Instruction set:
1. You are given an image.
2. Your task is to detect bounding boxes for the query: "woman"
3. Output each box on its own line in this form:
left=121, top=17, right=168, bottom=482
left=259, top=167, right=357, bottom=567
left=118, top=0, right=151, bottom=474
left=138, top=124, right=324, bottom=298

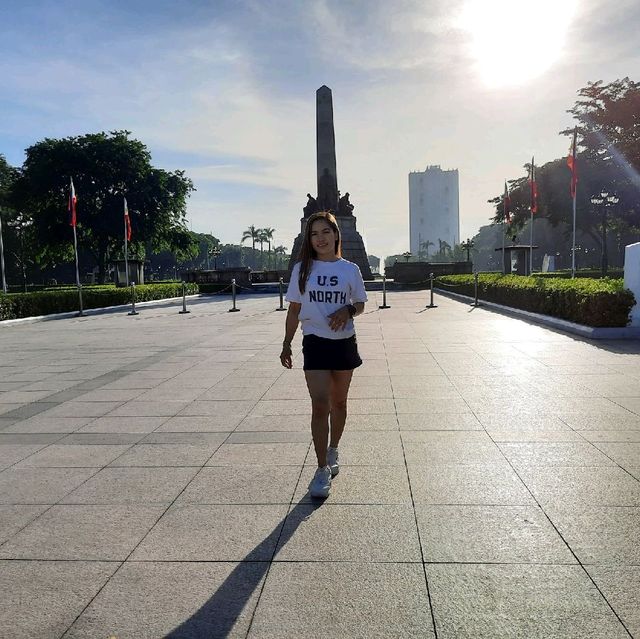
left=280, top=211, right=367, bottom=498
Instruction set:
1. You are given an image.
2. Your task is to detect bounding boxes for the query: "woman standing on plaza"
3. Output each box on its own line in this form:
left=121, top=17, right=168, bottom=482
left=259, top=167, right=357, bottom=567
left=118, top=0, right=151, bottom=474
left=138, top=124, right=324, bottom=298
left=280, top=211, right=367, bottom=498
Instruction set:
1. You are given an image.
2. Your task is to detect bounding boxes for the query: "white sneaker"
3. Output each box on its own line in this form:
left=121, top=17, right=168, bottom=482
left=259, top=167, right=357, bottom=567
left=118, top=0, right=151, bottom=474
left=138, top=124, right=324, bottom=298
left=309, top=465, right=332, bottom=498
left=327, top=446, right=339, bottom=477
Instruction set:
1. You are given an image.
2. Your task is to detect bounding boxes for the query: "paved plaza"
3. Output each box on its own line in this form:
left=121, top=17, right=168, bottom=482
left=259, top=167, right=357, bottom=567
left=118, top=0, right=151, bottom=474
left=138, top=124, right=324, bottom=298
left=1, top=291, right=639, bottom=638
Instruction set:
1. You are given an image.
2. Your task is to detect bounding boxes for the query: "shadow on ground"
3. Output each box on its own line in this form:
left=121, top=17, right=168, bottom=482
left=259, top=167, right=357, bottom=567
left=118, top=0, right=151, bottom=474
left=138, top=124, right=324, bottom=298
left=164, top=498, right=322, bottom=638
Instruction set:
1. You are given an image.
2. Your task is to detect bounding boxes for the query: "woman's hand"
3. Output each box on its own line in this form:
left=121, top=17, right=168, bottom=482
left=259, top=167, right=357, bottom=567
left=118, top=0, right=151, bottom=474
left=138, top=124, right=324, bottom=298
left=327, top=306, right=351, bottom=331
left=280, top=343, right=293, bottom=368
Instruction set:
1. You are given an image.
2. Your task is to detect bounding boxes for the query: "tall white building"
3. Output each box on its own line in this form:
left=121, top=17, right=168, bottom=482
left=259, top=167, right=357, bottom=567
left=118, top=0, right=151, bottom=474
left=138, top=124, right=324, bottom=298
left=408, top=165, right=460, bottom=258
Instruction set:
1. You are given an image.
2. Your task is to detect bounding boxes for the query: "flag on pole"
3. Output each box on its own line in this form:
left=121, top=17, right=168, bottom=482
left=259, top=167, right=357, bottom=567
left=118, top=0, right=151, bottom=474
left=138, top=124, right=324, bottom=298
left=503, top=182, right=511, bottom=223
left=529, top=157, right=538, bottom=214
left=567, top=127, right=578, bottom=198
left=68, top=178, right=77, bottom=227
left=124, top=197, right=132, bottom=242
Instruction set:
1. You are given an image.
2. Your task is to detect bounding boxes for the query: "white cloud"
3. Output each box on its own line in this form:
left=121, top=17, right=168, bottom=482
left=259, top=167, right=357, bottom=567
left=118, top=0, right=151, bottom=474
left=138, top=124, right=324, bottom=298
left=2, top=0, right=639, bottom=258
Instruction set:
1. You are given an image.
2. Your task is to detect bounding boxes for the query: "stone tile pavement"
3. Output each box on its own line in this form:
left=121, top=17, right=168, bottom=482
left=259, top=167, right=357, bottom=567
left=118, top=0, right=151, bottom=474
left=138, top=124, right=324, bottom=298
left=1, top=291, right=639, bottom=638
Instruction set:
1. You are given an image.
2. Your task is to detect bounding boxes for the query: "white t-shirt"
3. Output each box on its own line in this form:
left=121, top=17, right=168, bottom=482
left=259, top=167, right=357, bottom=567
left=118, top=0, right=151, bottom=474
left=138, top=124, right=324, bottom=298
left=286, top=258, right=368, bottom=339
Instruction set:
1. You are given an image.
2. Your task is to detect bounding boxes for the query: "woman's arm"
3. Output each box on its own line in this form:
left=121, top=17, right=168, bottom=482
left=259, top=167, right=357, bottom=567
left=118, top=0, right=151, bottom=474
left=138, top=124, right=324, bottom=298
left=280, top=302, right=301, bottom=369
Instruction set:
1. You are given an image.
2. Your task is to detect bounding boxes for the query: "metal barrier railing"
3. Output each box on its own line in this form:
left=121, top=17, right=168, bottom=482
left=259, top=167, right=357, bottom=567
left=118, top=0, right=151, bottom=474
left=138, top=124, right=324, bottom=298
left=276, top=277, right=286, bottom=311
left=128, top=282, right=139, bottom=316
left=179, top=281, right=190, bottom=314
left=228, top=278, right=240, bottom=313
left=378, top=275, right=390, bottom=309
left=426, top=272, right=437, bottom=308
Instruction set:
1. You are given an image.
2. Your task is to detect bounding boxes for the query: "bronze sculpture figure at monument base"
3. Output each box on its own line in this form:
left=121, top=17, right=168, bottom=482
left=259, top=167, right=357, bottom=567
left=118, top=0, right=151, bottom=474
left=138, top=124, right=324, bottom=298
left=289, top=85, right=373, bottom=280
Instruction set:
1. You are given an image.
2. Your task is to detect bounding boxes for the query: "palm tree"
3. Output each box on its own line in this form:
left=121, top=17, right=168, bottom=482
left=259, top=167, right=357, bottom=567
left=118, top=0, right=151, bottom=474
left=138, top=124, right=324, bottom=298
left=256, top=229, right=268, bottom=269
left=273, top=245, right=287, bottom=269
left=241, top=225, right=259, bottom=268
left=420, top=240, right=434, bottom=260
left=262, top=227, right=276, bottom=269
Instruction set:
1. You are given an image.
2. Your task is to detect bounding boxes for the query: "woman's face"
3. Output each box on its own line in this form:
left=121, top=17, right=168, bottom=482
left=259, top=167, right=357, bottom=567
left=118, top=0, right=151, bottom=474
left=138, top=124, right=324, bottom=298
left=310, top=219, right=337, bottom=259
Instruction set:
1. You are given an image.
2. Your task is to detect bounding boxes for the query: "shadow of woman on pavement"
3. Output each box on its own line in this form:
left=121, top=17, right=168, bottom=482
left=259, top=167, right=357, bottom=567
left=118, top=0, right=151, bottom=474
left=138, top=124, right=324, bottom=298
left=164, top=496, right=323, bottom=638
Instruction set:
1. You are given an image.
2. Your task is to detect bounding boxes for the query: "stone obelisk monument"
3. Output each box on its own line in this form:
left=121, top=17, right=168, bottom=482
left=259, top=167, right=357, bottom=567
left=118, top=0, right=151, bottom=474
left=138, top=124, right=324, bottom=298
left=289, top=86, right=372, bottom=279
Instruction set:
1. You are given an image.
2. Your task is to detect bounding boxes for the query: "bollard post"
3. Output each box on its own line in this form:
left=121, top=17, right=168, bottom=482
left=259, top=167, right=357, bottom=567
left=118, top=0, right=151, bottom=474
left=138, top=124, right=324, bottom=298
left=77, top=284, right=85, bottom=317
left=378, top=275, right=390, bottom=309
left=228, top=278, right=240, bottom=312
left=179, top=281, right=191, bottom=314
left=426, top=272, right=437, bottom=308
left=276, top=277, right=286, bottom=311
left=473, top=271, right=480, bottom=307
left=128, top=282, right=139, bottom=316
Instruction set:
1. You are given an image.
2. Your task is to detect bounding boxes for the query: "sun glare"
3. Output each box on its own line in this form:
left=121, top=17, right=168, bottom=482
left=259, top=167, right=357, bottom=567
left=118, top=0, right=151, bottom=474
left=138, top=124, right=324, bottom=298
left=459, top=0, right=578, bottom=88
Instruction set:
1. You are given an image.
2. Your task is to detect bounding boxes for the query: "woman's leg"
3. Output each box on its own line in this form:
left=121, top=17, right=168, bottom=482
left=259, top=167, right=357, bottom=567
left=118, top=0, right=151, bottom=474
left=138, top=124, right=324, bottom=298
left=304, top=370, right=332, bottom=467
left=329, top=369, right=354, bottom=448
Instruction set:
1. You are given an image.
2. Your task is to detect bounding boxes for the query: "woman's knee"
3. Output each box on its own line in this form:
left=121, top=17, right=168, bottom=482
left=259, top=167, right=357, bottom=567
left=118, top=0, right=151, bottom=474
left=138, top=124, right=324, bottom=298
left=311, top=397, right=331, bottom=416
left=331, top=397, right=348, bottom=412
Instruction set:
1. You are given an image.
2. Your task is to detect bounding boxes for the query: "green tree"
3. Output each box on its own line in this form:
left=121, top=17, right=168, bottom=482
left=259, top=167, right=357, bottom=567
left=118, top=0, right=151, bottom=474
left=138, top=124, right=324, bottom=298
left=273, top=245, right=287, bottom=269
left=566, top=77, right=640, bottom=172
left=241, top=224, right=259, bottom=268
left=11, top=131, right=195, bottom=283
left=256, top=228, right=267, bottom=268
left=262, top=227, right=276, bottom=269
left=0, top=155, right=32, bottom=289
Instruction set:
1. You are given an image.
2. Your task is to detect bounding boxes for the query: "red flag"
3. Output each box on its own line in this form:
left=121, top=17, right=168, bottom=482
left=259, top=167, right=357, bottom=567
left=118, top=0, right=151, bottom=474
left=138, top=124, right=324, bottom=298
left=124, top=197, right=132, bottom=242
left=567, top=127, right=578, bottom=198
left=503, top=181, right=511, bottom=223
left=529, top=157, right=538, bottom=214
left=68, top=178, right=77, bottom=227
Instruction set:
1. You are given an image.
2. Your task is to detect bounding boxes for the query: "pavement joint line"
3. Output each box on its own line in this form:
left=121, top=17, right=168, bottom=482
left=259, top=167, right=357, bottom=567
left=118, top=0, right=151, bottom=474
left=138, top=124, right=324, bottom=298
left=242, top=444, right=314, bottom=638
left=59, top=350, right=287, bottom=638
left=386, top=311, right=440, bottom=639
left=0, top=324, right=263, bottom=431
left=2, top=294, right=639, bottom=636
left=482, top=425, right=636, bottom=639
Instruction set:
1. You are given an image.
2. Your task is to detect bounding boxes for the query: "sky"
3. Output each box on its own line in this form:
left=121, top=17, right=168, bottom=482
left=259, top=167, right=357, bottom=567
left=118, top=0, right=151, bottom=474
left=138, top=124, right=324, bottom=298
left=1, top=0, right=638, bottom=260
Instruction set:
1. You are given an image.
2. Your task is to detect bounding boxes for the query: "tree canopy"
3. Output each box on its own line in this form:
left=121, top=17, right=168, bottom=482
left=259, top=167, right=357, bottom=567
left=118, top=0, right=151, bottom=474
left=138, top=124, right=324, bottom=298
left=10, top=131, right=196, bottom=282
left=489, top=78, right=640, bottom=272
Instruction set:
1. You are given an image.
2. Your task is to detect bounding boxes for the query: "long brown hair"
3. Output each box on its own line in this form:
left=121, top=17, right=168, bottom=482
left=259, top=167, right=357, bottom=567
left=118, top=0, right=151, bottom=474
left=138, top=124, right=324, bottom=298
left=297, top=211, right=342, bottom=294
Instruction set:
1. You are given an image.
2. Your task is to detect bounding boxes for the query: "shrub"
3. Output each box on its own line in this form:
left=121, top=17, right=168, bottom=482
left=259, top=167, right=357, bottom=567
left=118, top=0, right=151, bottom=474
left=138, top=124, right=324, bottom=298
left=534, top=269, right=624, bottom=279
left=0, top=283, right=199, bottom=321
left=436, top=274, right=634, bottom=327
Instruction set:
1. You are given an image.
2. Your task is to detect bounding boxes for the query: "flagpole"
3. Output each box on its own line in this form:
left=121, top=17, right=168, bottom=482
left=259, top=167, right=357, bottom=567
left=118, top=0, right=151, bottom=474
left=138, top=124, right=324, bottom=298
left=569, top=127, right=578, bottom=279
left=529, top=157, right=535, bottom=275
left=69, top=177, right=84, bottom=316
left=72, top=224, right=84, bottom=316
left=571, top=188, right=577, bottom=278
left=124, top=199, right=129, bottom=287
left=529, top=209, right=533, bottom=275
left=502, top=223, right=506, bottom=274
left=0, top=212, right=7, bottom=293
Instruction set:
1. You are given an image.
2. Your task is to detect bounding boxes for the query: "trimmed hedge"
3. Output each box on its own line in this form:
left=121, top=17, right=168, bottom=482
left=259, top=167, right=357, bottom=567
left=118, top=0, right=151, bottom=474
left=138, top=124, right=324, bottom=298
left=436, top=274, right=634, bottom=327
left=533, top=269, right=624, bottom=279
left=0, top=283, right=199, bottom=321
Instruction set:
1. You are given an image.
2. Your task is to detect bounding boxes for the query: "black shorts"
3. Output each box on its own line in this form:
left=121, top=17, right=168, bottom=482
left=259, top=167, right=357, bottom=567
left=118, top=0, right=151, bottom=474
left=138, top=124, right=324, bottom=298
left=302, top=334, right=362, bottom=371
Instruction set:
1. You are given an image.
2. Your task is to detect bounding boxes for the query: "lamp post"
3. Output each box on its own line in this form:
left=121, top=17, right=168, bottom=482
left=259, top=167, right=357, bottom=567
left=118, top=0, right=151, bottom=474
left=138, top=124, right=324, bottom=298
left=590, top=191, right=619, bottom=277
left=402, top=251, right=413, bottom=262
left=210, top=247, right=221, bottom=270
left=461, top=238, right=474, bottom=263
